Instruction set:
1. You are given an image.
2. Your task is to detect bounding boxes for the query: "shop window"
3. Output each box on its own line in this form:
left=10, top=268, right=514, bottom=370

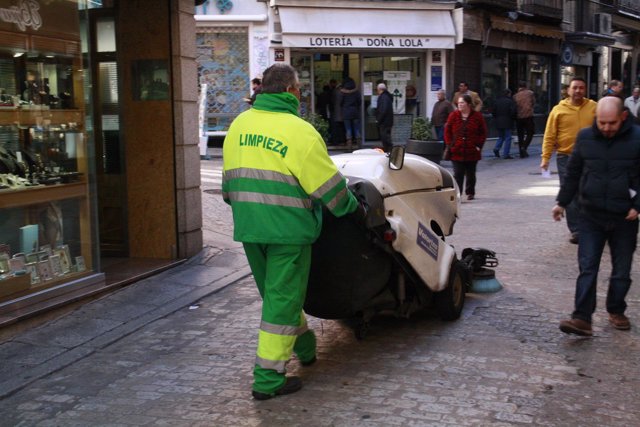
left=0, top=2, right=97, bottom=302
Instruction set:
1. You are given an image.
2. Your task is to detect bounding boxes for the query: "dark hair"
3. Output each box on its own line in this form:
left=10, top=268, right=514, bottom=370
left=503, top=89, right=512, bottom=97
left=570, top=77, right=587, bottom=85
left=251, top=78, right=261, bottom=85
left=518, top=81, right=527, bottom=88
left=457, top=94, right=473, bottom=105
left=261, top=64, right=298, bottom=94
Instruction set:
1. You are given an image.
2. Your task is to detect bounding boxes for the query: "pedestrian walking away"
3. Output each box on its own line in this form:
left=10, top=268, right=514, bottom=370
left=222, top=64, right=365, bottom=400
left=541, top=77, right=597, bottom=244
left=492, top=88, right=517, bottom=159
left=431, top=89, right=454, bottom=142
left=513, top=81, right=536, bottom=158
left=445, top=94, right=487, bottom=200
left=341, top=77, right=362, bottom=149
left=553, top=97, right=640, bottom=336
left=375, top=82, right=394, bottom=151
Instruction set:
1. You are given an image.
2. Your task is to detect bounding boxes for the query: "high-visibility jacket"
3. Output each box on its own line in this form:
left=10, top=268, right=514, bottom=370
left=222, top=94, right=358, bottom=244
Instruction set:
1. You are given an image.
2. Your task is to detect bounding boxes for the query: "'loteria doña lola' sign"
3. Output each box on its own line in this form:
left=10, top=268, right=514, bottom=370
left=283, top=35, right=453, bottom=49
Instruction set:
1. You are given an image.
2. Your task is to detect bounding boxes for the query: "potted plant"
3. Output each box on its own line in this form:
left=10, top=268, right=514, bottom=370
left=303, top=113, right=330, bottom=145
left=406, top=117, right=444, bottom=164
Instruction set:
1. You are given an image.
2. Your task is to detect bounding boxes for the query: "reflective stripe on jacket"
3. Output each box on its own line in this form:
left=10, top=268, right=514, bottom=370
left=222, top=107, right=358, bottom=244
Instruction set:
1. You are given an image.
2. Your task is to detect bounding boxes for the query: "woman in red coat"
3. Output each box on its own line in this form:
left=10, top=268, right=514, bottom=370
left=444, top=94, right=488, bottom=200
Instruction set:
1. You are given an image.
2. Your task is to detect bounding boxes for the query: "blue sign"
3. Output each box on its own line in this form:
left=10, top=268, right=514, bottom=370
left=417, top=222, right=439, bottom=260
left=431, top=66, right=442, bottom=92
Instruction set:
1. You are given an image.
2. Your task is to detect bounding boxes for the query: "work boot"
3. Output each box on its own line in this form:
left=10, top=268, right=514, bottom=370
left=559, top=318, right=593, bottom=336
left=252, top=376, right=303, bottom=400
left=609, top=313, right=631, bottom=330
left=493, top=149, right=500, bottom=158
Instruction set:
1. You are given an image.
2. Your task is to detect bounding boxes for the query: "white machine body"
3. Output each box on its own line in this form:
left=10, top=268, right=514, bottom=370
left=332, top=149, right=460, bottom=292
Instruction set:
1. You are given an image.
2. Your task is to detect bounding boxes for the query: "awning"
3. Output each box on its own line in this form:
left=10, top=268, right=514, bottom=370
left=278, top=7, right=457, bottom=49
left=491, top=16, right=564, bottom=40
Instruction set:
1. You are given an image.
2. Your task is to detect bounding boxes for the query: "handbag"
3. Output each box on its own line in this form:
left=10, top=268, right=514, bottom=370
left=442, top=145, right=451, bottom=161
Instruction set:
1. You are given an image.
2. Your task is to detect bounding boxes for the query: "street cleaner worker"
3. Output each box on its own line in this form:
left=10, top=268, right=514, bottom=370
left=222, top=63, right=365, bottom=400
left=553, top=96, right=640, bottom=336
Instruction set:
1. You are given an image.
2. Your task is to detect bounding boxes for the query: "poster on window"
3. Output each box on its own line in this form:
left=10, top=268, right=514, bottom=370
left=384, top=71, right=410, bottom=115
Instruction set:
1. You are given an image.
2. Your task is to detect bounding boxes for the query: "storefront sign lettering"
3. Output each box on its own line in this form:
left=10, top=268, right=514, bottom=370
left=301, top=36, right=434, bottom=49
left=0, top=0, right=42, bottom=31
left=309, top=37, right=353, bottom=47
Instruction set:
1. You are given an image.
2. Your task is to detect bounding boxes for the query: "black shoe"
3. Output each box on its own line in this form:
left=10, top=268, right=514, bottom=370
left=503, top=155, right=514, bottom=159
left=569, top=232, right=579, bottom=244
left=300, top=356, right=317, bottom=367
left=493, top=149, right=500, bottom=158
left=252, top=376, right=303, bottom=400
left=521, top=151, right=529, bottom=158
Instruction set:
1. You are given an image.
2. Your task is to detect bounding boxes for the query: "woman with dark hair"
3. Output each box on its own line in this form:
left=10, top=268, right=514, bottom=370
left=444, top=94, right=488, bottom=200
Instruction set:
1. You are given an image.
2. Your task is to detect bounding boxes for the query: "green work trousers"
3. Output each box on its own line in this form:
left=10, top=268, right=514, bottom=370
left=243, top=242, right=317, bottom=394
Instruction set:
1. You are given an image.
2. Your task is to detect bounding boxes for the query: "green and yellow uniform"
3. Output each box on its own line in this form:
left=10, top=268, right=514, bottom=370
left=222, top=92, right=358, bottom=394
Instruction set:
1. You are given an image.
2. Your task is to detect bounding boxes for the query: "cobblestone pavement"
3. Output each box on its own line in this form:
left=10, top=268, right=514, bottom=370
left=0, top=142, right=639, bottom=426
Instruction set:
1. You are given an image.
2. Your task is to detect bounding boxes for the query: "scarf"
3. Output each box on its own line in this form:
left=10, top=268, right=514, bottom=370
left=252, top=92, right=300, bottom=116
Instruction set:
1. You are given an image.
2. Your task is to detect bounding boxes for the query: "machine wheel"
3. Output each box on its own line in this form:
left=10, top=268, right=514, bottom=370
left=435, top=260, right=466, bottom=320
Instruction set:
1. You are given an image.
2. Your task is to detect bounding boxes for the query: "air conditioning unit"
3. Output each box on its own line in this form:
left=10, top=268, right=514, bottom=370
left=594, top=13, right=612, bottom=35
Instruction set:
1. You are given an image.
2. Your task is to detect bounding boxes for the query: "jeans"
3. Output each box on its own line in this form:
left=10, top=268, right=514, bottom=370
left=556, top=154, right=579, bottom=234
left=344, top=118, right=361, bottom=140
left=434, top=126, right=444, bottom=142
left=494, top=128, right=512, bottom=157
left=516, top=117, right=534, bottom=150
left=451, top=160, right=478, bottom=196
left=572, top=213, right=638, bottom=323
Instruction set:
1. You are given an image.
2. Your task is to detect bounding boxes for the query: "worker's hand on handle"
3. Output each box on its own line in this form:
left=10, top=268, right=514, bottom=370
left=552, top=204, right=565, bottom=222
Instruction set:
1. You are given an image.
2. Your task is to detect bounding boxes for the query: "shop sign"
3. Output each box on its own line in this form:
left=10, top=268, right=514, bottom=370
left=283, top=35, right=452, bottom=49
left=0, top=0, right=42, bottom=31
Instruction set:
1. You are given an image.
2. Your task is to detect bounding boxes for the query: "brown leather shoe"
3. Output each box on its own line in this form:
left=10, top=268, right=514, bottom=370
left=609, top=313, right=631, bottom=330
left=559, top=318, right=593, bottom=336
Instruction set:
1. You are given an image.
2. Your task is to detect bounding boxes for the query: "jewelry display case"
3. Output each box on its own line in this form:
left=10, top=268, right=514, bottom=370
left=0, top=2, right=96, bottom=302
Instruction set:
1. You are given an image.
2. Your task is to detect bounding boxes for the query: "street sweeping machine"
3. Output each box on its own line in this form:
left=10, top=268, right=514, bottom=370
left=305, top=147, right=479, bottom=338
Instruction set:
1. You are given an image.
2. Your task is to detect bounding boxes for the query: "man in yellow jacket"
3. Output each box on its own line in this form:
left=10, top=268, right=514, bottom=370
left=222, top=64, right=363, bottom=400
left=541, top=77, right=597, bottom=244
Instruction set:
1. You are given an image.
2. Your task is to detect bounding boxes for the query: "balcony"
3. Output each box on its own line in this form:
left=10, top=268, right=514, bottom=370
left=465, top=0, right=518, bottom=10
left=519, top=0, right=563, bottom=23
left=617, top=0, right=640, bottom=17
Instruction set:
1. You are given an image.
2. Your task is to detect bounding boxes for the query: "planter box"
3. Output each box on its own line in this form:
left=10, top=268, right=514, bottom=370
left=405, top=139, right=444, bottom=165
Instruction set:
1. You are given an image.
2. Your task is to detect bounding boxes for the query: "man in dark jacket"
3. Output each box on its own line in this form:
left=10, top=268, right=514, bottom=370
left=492, top=89, right=517, bottom=159
left=376, top=83, right=394, bottom=151
left=553, top=96, right=640, bottom=336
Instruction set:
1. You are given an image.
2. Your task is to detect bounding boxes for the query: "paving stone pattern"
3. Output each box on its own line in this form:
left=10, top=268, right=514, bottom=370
left=0, top=143, right=639, bottom=426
